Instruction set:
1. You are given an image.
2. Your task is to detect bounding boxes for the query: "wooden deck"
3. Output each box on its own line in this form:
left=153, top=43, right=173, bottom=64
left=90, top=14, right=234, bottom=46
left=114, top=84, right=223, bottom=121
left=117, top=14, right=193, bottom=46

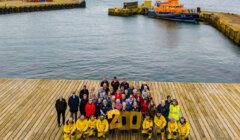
left=0, top=78, right=239, bottom=139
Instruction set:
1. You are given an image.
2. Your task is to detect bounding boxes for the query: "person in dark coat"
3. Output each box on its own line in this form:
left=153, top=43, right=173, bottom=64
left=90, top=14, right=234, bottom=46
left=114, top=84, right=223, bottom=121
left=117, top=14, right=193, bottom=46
left=120, top=79, right=129, bottom=90
left=79, top=94, right=88, bottom=116
left=103, top=83, right=110, bottom=95
left=157, top=100, right=168, bottom=119
left=68, top=92, right=79, bottom=121
left=55, top=96, right=67, bottom=127
left=100, top=99, right=110, bottom=116
left=111, top=76, right=120, bottom=94
left=165, top=95, right=172, bottom=118
left=132, top=101, right=140, bottom=112
left=100, top=76, right=109, bottom=87
left=95, top=98, right=102, bottom=117
left=79, top=85, right=89, bottom=100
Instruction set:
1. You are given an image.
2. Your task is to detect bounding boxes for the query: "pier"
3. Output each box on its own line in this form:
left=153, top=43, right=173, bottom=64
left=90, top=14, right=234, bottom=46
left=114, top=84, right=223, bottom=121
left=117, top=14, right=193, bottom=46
left=0, top=0, right=85, bottom=14
left=200, top=11, right=240, bottom=46
left=0, top=78, right=239, bottom=139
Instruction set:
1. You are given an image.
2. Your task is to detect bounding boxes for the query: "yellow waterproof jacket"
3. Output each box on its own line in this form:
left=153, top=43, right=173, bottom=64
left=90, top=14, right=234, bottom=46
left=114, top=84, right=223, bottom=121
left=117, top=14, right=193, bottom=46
left=168, top=104, right=180, bottom=121
left=88, top=119, right=97, bottom=129
left=154, top=115, right=166, bottom=128
left=96, top=119, right=109, bottom=132
left=142, top=118, right=153, bottom=129
left=178, top=121, right=190, bottom=136
left=63, top=123, right=75, bottom=134
left=75, top=119, right=88, bottom=132
left=168, top=121, right=178, bottom=133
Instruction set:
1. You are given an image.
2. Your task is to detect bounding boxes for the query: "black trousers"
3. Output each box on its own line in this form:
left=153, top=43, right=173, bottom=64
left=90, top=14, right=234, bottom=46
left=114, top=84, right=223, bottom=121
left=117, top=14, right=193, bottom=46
left=71, top=112, right=78, bottom=122
left=57, top=110, right=66, bottom=125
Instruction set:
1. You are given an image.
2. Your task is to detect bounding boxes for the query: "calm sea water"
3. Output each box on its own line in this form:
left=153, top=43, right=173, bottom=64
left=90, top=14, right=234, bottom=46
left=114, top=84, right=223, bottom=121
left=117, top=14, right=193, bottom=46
left=0, top=0, right=240, bottom=82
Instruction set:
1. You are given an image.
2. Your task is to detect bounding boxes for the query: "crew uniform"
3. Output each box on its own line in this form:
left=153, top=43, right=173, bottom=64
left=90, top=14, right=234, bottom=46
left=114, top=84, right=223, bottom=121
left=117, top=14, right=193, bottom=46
left=63, top=121, right=75, bottom=140
left=168, top=120, right=179, bottom=140
left=154, top=115, right=167, bottom=136
left=178, top=121, right=190, bottom=140
left=96, top=117, right=109, bottom=138
left=75, top=118, right=88, bottom=139
left=87, top=118, right=97, bottom=136
left=142, top=118, right=153, bottom=139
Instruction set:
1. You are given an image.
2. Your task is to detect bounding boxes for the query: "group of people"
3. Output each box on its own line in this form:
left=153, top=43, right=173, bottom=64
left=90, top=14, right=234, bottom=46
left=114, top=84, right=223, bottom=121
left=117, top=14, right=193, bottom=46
left=55, top=76, right=190, bottom=140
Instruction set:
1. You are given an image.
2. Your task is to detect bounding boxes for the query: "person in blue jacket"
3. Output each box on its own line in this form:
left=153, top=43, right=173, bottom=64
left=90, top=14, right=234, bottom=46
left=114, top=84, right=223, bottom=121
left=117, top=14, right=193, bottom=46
left=68, top=92, right=80, bottom=122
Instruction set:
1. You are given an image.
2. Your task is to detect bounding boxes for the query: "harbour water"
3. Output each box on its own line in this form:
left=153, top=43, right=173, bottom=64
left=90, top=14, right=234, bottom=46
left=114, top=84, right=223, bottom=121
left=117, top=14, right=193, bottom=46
left=0, top=0, right=240, bottom=82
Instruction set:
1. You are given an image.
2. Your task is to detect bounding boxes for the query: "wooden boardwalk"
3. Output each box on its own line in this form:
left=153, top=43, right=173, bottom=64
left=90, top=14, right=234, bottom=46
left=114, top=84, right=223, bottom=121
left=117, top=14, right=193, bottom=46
left=0, top=78, right=239, bottom=140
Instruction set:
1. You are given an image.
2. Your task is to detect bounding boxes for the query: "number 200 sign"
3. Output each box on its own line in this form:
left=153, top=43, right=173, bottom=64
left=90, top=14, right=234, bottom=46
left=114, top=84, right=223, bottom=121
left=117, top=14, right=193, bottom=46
left=107, top=110, right=142, bottom=130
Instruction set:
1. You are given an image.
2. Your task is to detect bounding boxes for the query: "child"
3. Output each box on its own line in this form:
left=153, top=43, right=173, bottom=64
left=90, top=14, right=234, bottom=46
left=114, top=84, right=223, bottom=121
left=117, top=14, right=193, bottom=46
left=142, top=114, right=153, bottom=139
left=96, top=115, right=109, bottom=138
left=75, top=115, right=88, bottom=139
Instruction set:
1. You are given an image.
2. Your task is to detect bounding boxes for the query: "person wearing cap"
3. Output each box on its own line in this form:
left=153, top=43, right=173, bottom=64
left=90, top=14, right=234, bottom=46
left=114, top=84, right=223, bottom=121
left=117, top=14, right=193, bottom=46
left=111, top=76, right=120, bottom=94
left=79, top=85, right=89, bottom=100
left=168, top=99, right=180, bottom=121
left=85, top=98, right=96, bottom=118
left=178, top=117, right=190, bottom=140
left=87, top=115, right=97, bottom=137
left=63, top=117, right=76, bottom=140
left=96, top=115, right=109, bottom=138
left=75, top=115, right=88, bottom=139
left=68, top=92, right=80, bottom=122
left=142, top=114, right=153, bottom=139
left=55, top=95, right=67, bottom=127
left=168, top=118, right=179, bottom=140
left=154, top=111, right=167, bottom=138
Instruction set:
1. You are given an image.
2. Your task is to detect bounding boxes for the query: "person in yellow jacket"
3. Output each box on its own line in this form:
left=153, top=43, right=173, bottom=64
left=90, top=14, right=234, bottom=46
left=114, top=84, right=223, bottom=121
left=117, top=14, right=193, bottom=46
left=168, top=118, right=179, bottom=140
left=86, top=115, right=97, bottom=137
left=96, top=115, right=109, bottom=138
left=75, top=115, right=88, bottom=139
left=178, top=117, right=190, bottom=140
left=142, top=114, right=153, bottom=139
left=168, top=99, right=180, bottom=121
left=154, top=111, right=167, bottom=139
left=63, top=117, right=76, bottom=140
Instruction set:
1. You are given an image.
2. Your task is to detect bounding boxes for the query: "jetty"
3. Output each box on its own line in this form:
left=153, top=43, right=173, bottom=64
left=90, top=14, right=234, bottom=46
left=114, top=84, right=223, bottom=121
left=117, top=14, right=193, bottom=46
left=0, top=78, right=239, bottom=139
left=0, top=0, right=85, bottom=14
left=200, top=12, right=240, bottom=46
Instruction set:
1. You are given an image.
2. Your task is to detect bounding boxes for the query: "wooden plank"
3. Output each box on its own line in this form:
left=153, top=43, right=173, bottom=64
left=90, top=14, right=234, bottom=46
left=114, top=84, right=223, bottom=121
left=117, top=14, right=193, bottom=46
left=0, top=79, right=239, bottom=139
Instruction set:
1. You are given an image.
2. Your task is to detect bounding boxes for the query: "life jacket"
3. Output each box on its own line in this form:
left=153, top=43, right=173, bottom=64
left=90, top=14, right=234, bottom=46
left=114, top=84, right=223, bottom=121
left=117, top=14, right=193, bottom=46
left=168, top=104, right=180, bottom=121
left=75, top=119, right=88, bottom=132
left=154, top=115, right=166, bottom=128
left=178, top=121, right=190, bottom=136
left=142, top=118, right=153, bottom=129
left=96, top=119, right=109, bottom=132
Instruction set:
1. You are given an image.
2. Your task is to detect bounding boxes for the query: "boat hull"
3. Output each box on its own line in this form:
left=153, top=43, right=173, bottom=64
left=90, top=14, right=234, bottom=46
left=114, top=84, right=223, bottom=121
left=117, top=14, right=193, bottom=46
left=148, top=11, right=199, bottom=23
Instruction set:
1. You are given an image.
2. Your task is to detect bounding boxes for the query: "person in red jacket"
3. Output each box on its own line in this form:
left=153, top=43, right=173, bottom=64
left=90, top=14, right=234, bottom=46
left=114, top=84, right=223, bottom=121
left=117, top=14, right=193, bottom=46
left=141, top=98, right=150, bottom=118
left=85, top=98, right=96, bottom=118
left=114, top=89, right=122, bottom=100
